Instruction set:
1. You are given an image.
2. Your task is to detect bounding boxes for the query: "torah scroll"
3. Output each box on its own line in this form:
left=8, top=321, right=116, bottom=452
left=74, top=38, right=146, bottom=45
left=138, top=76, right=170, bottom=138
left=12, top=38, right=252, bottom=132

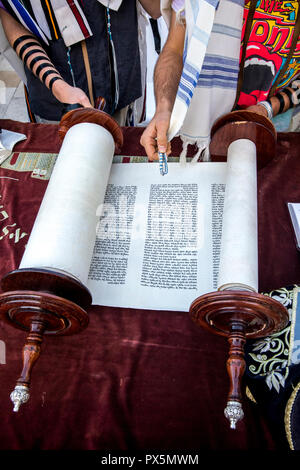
left=19, top=131, right=259, bottom=311
left=217, top=138, right=258, bottom=293
left=19, top=122, right=115, bottom=285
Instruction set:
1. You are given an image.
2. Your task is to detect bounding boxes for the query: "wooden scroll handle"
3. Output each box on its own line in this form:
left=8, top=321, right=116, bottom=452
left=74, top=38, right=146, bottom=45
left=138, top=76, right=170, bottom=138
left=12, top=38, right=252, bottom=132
left=0, top=269, right=90, bottom=412
left=2, top=290, right=89, bottom=413
left=10, top=315, right=46, bottom=412
left=189, top=290, right=289, bottom=429
left=209, top=110, right=277, bottom=169
left=58, top=99, right=124, bottom=153
left=224, top=321, right=246, bottom=429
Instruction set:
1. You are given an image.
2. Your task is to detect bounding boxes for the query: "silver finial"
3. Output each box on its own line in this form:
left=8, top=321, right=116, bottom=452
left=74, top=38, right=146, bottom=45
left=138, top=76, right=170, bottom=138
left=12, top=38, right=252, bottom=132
left=224, top=400, right=244, bottom=429
left=10, top=385, right=30, bottom=412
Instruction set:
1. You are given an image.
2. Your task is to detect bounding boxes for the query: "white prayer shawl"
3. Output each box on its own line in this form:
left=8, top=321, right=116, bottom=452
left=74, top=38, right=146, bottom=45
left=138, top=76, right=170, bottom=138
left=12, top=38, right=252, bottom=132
left=49, top=0, right=92, bottom=47
left=160, top=0, right=244, bottom=162
left=49, top=0, right=123, bottom=47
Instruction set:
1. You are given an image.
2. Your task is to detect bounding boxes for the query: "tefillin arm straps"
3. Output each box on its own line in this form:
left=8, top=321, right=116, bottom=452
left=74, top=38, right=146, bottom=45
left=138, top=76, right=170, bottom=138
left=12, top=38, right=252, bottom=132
left=13, top=34, right=63, bottom=92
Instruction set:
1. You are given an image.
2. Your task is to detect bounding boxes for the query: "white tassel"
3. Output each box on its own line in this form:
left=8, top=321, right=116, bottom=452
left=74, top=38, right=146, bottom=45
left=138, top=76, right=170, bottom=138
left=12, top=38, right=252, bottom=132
left=179, top=140, right=189, bottom=165
left=178, top=136, right=211, bottom=164
left=202, top=146, right=210, bottom=162
left=191, top=140, right=211, bottom=163
left=190, top=146, right=203, bottom=164
left=190, top=145, right=211, bottom=163
left=110, top=38, right=119, bottom=110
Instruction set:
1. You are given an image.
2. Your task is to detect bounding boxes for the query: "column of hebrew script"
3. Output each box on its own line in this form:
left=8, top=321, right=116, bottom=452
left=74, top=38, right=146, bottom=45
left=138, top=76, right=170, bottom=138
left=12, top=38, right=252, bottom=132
left=87, top=162, right=227, bottom=312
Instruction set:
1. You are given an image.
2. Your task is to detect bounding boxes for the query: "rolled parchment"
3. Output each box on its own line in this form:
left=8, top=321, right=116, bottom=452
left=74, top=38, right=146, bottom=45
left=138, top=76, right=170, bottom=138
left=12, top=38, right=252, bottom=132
left=19, top=122, right=114, bottom=286
left=217, top=138, right=258, bottom=292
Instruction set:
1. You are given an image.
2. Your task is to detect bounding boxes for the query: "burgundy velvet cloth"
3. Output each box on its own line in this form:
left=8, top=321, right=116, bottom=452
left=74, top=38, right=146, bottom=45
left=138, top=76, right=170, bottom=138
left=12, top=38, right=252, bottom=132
left=0, top=119, right=299, bottom=450
left=257, top=132, right=300, bottom=293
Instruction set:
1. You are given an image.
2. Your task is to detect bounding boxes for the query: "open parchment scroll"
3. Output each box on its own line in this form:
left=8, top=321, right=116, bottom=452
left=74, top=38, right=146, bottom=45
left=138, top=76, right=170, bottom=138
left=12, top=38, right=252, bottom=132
left=19, top=122, right=258, bottom=312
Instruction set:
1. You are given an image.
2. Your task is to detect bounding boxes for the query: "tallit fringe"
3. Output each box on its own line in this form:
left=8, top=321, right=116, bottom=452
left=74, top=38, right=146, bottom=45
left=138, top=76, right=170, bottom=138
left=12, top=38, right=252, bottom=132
left=179, top=140, right=189, bottom=165
left=110, top=38, right=120, bottom=112
left=179, top=136, right=211, bottom=165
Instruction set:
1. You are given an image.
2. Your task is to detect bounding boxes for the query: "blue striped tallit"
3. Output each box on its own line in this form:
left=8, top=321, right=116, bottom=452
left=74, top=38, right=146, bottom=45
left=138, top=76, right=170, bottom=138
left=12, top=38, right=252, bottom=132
left=1, top=1, right=123, bottom=47
left=161, top=0, right=244, bottom=162
left=30, top=2, right=51, bottom=41
left=2, top=0, right=50, bottom=44
left=197, top=54, right=240, bottom=89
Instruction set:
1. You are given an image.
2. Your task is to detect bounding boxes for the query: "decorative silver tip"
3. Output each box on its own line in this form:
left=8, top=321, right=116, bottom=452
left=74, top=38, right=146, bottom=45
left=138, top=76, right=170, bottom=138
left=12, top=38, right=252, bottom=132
left=10, top=385, right=30, bottom=412
left=224, top=400, right=244, bottom=429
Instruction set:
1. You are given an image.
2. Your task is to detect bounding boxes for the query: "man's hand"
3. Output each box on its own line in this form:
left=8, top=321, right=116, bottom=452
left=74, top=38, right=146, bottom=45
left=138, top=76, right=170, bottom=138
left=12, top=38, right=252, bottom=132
left=246, top=104, right=269, bottom=118
left=140, top=110, right=172, bottom=161
left=51, top=80, right=92, bottom=108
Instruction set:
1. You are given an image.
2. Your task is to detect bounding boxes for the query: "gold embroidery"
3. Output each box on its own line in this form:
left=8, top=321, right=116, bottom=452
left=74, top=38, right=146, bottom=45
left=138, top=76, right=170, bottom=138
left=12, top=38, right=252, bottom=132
left=247, top=286, right=296, bottom=392
left=246, top=386, right=257, bottom=404
left=284, top=380, right=300, bottom=450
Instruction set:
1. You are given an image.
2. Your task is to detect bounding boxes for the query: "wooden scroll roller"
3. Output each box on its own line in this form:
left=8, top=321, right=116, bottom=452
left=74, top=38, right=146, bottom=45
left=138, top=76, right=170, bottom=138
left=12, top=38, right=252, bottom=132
left=0, top=99, right=123, bottom=412
left=189, top=110, right=289, bottom=429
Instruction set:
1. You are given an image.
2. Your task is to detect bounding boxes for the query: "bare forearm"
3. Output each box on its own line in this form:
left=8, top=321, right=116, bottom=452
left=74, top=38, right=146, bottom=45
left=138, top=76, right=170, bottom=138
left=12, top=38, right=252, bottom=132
left=154, top=10, right=185, bottom=113
left=154, top=46, right=183, bottom=113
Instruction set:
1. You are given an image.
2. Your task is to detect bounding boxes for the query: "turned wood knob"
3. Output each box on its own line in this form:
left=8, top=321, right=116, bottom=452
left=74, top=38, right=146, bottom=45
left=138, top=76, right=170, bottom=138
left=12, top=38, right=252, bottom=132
left=189, top=290, right=289, bottom=429
left=224, top=321, right=246, bottom=429
left=11, top=315, right=46, bottom=412
left=58, top=101, right=124, bottom=153
left=0, top=270, right=90, bottom=412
